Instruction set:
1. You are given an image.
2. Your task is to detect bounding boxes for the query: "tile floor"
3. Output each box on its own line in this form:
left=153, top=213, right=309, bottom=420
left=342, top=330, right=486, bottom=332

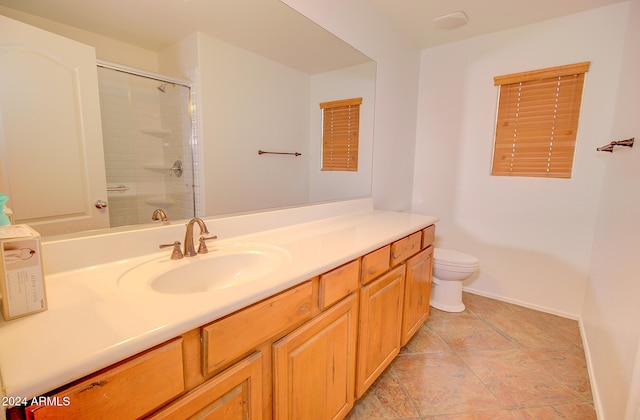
left=345, top=292, right=596, bottom=420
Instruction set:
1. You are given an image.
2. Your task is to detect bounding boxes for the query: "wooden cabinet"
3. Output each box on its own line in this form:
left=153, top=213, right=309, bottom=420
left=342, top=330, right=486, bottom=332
left=273, top=294, right=358, bottom=420
left=15, top=226, right=436, bottom=420
left=148, top=352, right=263, bottom=420
left=25, top=339, right=185, bottom=420
left=356, top=225, right=436, bottom=396
left=356, top=265, right=405, bottom=397
left=401, top=246, right=434, bottom=346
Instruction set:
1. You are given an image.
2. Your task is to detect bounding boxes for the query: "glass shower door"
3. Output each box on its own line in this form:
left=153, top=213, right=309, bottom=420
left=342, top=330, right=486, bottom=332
left=97, top=66, right=195, bottom=228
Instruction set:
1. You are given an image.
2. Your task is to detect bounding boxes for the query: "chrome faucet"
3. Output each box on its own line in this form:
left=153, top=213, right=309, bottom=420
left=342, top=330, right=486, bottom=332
left=183, top=217, right=216, bottom=257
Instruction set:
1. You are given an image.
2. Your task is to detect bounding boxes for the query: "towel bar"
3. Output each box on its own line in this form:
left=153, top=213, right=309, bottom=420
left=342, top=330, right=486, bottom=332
left=258, top=150, right=301, bottom=156
left=597, top=137, right=634, bottom=153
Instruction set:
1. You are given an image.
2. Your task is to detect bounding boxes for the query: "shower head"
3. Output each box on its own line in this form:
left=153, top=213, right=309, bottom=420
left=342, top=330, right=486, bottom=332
left=156, top=82, right=175, bottom=93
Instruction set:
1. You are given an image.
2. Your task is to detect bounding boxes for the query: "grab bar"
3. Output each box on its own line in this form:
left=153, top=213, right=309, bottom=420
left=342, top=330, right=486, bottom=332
left=258, top=150, right=301, bottom=157
left=107, top=184, right=130, bottom=192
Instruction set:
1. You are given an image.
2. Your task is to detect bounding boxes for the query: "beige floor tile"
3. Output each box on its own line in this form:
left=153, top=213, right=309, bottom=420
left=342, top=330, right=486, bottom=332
left=523, top=346, right=594, bottom=402
left=510, top=403, right=597, bottom=419
left=392, top=353, right=504, bottom=416
left=400, top=323, right=451, bottom=354
left=346, top=293, right=595, bottom=418
left=344, top=367, right=419, bottom=420
left=432, top=411, right=517, bottom=419
left=458, top=348, right=584, bottom=409
left=428, top=310, right=515, bottom=352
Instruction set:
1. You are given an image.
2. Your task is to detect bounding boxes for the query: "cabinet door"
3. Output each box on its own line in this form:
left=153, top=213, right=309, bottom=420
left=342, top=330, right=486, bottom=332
left=148, top=352, right=263, bottom=420
left=356, top=265, right=405, bottom=398
left=401, top=246, right=433, bottom=346
left=273, top=294, right=358, bottom=420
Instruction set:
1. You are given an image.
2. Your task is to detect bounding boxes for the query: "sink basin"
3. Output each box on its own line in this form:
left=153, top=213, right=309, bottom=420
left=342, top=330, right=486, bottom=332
left=118, top=243, right=291, bottom=295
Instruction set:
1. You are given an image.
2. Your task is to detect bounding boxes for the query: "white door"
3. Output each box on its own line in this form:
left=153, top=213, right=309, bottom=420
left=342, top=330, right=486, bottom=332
left=0, top=15, right=109, bottom=236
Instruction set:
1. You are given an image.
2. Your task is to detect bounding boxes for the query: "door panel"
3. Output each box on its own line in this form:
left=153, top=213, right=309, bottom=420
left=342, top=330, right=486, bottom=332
left=356, top=265, right=405, bottom=397
left=0, top=15, right=108, bottom=235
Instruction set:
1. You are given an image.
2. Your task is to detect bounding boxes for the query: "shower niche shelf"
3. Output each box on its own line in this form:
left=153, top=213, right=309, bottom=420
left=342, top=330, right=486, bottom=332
left=141, top=128, right=172, bottom=139
left=144, top=197, right=176, bottom=206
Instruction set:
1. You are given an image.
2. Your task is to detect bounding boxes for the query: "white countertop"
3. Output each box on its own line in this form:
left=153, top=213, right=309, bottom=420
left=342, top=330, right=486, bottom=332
left=0, top=207, right=437, bottom=403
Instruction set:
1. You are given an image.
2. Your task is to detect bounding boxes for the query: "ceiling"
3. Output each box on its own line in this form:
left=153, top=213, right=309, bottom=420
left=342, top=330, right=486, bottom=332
left=367, top=0, right=627, bottom=49
left=0, top=0, right=629, bottom=71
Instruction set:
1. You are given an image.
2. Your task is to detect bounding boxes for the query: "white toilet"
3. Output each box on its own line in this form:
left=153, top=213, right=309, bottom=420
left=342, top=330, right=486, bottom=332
left=430, top=248, right=479, bottom=312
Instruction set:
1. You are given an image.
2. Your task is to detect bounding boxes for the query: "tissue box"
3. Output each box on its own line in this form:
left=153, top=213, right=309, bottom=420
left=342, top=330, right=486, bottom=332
left=0, top=224, right=47, bottom=320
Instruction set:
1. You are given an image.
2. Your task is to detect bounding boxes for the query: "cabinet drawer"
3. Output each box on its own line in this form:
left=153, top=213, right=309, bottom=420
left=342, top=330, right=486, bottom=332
left=361, top=245, right=390, bottom=285
left=319, top=259, right=359, bottom=310
left=202, top=281, right=313, bottom=376
left=422, top=225, right=436, bottom=249
left=26, top=339, right=184, bottom=419
left=422, top=224, right=435, bottom=249
left=390, top=231, right=422, bottom=266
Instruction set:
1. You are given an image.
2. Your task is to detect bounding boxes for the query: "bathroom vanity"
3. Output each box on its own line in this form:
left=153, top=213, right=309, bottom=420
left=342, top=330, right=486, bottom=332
left=0, top=201, right=437, bottom=419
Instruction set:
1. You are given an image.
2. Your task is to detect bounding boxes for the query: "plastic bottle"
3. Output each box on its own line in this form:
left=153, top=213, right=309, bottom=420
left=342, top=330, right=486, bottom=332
left=0, top=193, right=11, bottom=226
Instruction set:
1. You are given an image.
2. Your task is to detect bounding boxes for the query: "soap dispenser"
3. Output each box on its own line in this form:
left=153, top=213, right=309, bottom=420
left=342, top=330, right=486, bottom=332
left=0, top=193, right=11, bottom=226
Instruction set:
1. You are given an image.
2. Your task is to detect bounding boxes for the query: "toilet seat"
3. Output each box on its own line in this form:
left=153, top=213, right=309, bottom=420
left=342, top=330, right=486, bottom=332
left=434, top=248, right=478, bottom=270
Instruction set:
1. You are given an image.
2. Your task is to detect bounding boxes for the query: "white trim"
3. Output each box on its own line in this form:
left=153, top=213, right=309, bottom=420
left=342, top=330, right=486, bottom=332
left=462, top=286, right=579, bottom=320
left=579, top=318, right=603, bottom=420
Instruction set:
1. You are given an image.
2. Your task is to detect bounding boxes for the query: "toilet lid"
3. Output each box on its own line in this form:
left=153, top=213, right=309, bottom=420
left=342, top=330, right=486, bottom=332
left=434, top=248, right=479, bottom=266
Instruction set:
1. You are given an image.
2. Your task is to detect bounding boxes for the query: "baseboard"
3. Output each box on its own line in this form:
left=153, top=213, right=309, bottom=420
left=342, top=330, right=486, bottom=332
left=578, top=318, right=604, bottom=419
left=462, top=287, right=579, bottom=320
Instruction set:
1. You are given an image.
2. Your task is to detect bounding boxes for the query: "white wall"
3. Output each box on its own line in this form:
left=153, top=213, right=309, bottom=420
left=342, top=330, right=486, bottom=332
left=412, top=3, right=629, bottom=318
left=308, top=61, right=376, bottom=202
left=282, top=0, right=421, bottom=212
left=193, top=33, right=311, bottom=216
left=160, top=32, right=312, bottom=216
left=581, top=0, right=640, bottom=417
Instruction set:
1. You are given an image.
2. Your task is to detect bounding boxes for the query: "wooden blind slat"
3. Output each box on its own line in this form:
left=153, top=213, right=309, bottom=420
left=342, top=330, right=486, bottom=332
left=491, top=63, right=588, bottom=178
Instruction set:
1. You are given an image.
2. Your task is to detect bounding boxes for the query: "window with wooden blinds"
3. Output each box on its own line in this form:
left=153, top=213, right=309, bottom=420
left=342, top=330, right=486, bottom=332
left=491, top=62, right=589, bottom=178
left=320, top=97, right=362, bottom=171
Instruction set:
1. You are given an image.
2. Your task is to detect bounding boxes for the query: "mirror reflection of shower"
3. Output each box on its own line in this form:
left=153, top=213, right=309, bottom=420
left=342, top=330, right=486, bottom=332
left=97, top=64, right=197, bottom=228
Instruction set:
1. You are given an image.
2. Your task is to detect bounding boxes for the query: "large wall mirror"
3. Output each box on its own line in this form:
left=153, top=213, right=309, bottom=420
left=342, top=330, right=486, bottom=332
left=0, top=0, right=375, bottom=238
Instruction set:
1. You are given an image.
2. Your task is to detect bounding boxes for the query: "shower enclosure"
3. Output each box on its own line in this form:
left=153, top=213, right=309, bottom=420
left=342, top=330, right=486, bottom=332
left=96, top=65, right=196, bottom=228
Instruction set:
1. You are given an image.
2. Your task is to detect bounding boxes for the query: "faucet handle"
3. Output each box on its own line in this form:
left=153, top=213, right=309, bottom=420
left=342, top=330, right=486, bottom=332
left=160, top=241, right=183, bottom=260
left=197, top=235, right=218, bottom=254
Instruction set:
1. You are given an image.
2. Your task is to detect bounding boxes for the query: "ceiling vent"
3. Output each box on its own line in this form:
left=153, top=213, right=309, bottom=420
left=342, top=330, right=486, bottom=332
left=432, top=11, right=468, bottom=30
